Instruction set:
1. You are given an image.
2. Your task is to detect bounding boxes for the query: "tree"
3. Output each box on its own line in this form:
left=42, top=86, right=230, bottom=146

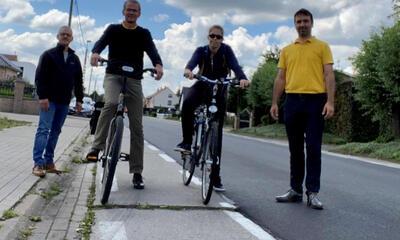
left=352, top=21, right=400, bottom=141
left=393, top=0, right=400, bottom=21
left=246, top=47, right=280, bottom=125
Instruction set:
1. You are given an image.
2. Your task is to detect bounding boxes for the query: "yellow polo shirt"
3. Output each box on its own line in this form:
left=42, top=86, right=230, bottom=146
left=278, top=37, right=333, bottom=93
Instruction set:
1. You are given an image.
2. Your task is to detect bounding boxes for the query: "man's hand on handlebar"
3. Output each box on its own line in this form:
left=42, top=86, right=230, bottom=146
left=239, top=79, right=250, bottom=89
left=183, top=69, right=194, bottom=80
left=154, top=64, right=163, bottom=80
left=90, top=53, right=101, bottom=67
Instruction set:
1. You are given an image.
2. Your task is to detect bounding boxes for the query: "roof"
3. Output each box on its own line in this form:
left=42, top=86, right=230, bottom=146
left=146, top=86, right=175, bottom=99
left=0, top=54, right=22, bottom=73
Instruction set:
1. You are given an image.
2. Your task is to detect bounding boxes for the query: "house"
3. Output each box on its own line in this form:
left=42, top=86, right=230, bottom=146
left=0, top=54, right=22, bottom=81
left=144, top=86, right=179, bottom=110
left=0, top=54, right=36, bottom=84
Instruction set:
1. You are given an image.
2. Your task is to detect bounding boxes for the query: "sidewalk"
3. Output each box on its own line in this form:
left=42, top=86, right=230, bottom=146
left=0, top=112, right=275, bottom=240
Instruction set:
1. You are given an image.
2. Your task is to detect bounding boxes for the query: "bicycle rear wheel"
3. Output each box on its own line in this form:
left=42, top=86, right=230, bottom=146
left=201, top=122, right=218, bottom=205
left=100, top=116, right=124, bottom=205
left=182, top=123, right=203, bottom=185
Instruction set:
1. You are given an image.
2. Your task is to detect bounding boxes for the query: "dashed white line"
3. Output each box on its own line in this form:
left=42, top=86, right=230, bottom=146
left=223, top=210, right=276, bottom=240
left=159, top=153, right=176, bottom=163
left=97, top=221, right=128, bottom=240
left=178, top=170, right=201, bottom=186
left=147, top=145, right=159, bottom=151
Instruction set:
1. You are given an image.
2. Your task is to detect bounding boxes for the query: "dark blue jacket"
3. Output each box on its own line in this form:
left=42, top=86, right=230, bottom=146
left=185, top=43, right=247, bottom=80
left=35, top=44, right=84, bottom=104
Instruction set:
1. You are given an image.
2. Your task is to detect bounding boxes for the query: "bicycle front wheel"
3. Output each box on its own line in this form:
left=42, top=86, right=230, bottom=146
left=182, top=123, right=203, bottom=185
left=201, top=122, right=218, bottom=205
left=100, top=116, right=124, bottom=205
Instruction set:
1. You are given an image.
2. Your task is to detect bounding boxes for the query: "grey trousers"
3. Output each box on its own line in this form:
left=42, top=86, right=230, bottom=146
left=92, top=73, right=144, bottom=174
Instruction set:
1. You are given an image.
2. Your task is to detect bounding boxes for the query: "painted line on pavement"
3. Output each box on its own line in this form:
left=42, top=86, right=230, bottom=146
left=178, top=170, right=201, bottom=186
left=97, top=221, right=128, bottom=240
left=159, top=153, right=176, bottom=163
left=147, top=144, right=159, bottom=151
left=99, top=171, right=119, bottom=192
left=225, top=132, right=400, bottom=169
left=221, top=206, right=276, bottom=240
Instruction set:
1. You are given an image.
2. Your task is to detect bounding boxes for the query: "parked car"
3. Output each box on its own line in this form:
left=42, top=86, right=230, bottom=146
left=69, top=97, right=94, bottom=117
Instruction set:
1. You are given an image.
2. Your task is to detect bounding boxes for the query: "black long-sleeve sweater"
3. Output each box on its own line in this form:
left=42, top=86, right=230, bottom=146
left=92, top=24, right=163, bottom=79
left=35, top=44, right=84, bottom=104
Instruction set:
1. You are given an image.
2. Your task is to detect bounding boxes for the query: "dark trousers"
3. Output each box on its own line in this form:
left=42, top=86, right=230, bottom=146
left=284, top=93, right=326, bottom=193
left=181, top=80, right=227, bottom=178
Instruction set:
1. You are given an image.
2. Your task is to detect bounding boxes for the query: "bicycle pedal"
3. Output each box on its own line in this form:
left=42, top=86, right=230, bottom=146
left=119, top=153, right=129, bottom=161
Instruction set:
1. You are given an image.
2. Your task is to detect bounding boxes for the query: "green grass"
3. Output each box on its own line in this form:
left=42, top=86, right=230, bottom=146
left=232, top=124, right=346, bottom=145
left=232, top=123, right=399, bottom=162
left=0, top=117, right=30, bottom=131
left=330, top=140, right=400, bottom=163
left=40, top=183, right=62, bottom=200
left=1, top=209, right=19, bottom=220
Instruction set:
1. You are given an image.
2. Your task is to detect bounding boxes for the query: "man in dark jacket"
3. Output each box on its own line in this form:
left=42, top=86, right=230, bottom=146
left=175, top=25, right=249, bottom=192
left=32, top=26, right=84, bottom=177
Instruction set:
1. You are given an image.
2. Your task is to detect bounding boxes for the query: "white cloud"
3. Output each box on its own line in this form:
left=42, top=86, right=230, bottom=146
left=152, top=14, right=170, bottom=23
left=0, top=0, right=35, bottom=23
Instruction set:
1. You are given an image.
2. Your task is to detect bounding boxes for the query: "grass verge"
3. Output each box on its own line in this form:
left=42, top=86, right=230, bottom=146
left=0, top=117, right=30, bottom=131
left=232, top=124, right=399, bottom=162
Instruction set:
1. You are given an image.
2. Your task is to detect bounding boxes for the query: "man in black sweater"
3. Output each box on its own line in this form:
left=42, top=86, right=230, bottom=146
left=33, top=26, right=84, bottom=177
left=86, top=0, right=163, bottom=189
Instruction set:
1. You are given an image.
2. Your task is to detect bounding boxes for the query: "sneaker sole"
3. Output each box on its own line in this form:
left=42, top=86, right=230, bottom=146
left=174, top=147, right=191, bottom=154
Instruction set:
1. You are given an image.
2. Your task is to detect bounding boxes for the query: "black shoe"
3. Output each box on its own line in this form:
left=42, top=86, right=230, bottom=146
left=213, top=181, right=225, bottom=192
left=86, top=148, right=100, bottom=162
left=276, top=189, right=303, bottom=203
left=132, top=173, right=145, bottom=189
left=306, top=192, right=323, bottom=210
left=174, top=142, right=191, bottom=154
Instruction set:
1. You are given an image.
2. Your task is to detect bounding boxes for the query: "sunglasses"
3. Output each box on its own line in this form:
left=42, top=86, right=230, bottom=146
left=209, top=34, right=223, bottom=40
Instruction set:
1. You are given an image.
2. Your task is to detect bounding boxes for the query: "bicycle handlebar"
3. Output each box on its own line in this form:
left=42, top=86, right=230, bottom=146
left=98, top=59, right=156, bottom=76
left=185, top=73, right=240, bottom=86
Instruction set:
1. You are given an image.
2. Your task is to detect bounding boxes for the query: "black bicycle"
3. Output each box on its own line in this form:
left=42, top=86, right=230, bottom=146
left=98, top=59, right=156, bottom=205
left=180, top=74, right=239, bottom=204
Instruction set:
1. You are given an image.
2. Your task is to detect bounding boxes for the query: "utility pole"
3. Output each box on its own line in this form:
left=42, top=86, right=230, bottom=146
left=68, top=0, right=74, bottom=27
left=83, top=40, right=92, bottom=93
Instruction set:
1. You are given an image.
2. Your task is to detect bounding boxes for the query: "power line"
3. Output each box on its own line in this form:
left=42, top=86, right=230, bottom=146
left=74, top=0, right=86, bottom=49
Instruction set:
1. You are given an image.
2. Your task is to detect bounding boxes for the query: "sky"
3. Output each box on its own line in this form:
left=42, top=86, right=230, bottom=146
left=0, top=0, right=395, bottom=97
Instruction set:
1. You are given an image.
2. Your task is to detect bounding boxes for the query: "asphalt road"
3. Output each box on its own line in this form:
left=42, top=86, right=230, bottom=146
left=143, top=116, right=400, bottom=240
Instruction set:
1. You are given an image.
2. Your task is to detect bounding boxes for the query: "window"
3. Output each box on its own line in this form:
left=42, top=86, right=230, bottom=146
left=168, top=94, right=173, bottom=98
left=167, top=100, right=172, bottom=106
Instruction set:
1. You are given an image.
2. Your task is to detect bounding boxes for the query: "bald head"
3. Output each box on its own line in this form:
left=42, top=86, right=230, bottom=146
left=57, top=26, right=73, bottom=48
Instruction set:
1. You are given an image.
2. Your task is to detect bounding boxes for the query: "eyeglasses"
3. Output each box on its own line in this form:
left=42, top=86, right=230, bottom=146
left=126, top=8, right=139, bottom=13
left=59, top=33, right=72, bottom=37
left=209, top=34, right=223, bottom=40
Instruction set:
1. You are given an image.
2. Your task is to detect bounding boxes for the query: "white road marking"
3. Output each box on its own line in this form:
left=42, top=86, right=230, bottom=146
left=219, top=202, right=235, bottom=209
left=159, top=153, right=176, bottom=163
left=147, top=144, right=159, bottom=151
left=223, top=210, right=276, bottom=240
left=225, top=132, right=400, bottom=169
left=178, top=170, right=201, bottom=186
left=97, top=221, right=128, bottom=240
left=99, top=171, right=119, bottom=192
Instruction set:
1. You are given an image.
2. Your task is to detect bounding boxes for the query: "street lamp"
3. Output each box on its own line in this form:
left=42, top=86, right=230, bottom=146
left=83, top=40, right=91, bottom=94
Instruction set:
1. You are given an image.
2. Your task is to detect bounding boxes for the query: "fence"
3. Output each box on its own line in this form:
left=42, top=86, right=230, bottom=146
left=0, top=81, right=14, bottom=97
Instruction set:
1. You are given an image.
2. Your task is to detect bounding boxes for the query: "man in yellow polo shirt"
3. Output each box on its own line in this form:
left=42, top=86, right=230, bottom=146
left=270, top=8, right=335, bottom=210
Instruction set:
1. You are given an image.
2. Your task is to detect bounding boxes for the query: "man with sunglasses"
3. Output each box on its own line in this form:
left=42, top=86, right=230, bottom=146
left=85, top=0, right=163, bottom=189
left=175, top=25, right=249, bottom=192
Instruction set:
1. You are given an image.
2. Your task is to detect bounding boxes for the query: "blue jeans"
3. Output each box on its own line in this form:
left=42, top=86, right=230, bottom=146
left=33, top=102, right=69, bottom=167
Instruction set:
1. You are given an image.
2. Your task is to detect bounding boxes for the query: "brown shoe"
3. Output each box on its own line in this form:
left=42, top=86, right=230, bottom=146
left=32, top=166, right=46, bottom=178
left=45, top=163, right=62, bottom=174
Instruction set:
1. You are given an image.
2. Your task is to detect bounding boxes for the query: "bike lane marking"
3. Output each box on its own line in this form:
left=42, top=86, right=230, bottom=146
left=178, top=170, right=201, bottom=186
left=96, top=221, right=128, bottom=240
left=159, top=153, right=176, bottom=163
left=220, top=203, right=276, bottom=240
